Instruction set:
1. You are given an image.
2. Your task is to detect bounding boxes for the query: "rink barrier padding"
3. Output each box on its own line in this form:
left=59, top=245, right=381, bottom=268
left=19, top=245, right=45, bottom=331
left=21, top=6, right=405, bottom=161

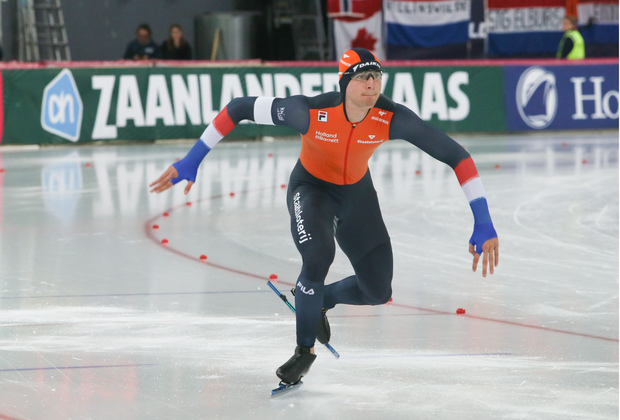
left=0, top=58, right=617, bottom=145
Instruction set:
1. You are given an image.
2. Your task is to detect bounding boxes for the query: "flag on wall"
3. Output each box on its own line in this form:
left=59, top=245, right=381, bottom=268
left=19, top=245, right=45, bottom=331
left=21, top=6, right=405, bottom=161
left=577, top=0, right=619, bottom=44
left=384, top=0, right=471, bottom=49
left=329, top=0, right=385, bottom=60
left=486, top=0, right=566, bottom=57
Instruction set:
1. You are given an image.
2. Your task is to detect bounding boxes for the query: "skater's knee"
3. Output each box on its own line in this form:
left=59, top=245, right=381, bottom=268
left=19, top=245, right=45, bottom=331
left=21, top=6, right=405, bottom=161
left=300, top=252, right=334, bottom=283
left=364, top=286, right=392, bottom=305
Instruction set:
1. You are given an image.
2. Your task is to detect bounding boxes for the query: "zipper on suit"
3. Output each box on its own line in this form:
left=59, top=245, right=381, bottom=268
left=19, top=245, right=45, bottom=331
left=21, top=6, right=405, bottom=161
left=342, top=123, right=356, bottom=185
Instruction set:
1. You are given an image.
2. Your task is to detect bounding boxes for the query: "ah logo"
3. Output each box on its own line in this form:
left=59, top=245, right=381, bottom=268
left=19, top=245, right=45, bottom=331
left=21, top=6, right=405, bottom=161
left=41, top=69, right=83, bottom=142
left=516, top=67, right=557, bottom=129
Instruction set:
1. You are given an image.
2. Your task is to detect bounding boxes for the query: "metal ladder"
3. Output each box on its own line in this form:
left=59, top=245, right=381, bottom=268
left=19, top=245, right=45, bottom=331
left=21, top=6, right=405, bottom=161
left=18, top=0, right=71, bottom=61
left=272, top=0, right=330, bottom=61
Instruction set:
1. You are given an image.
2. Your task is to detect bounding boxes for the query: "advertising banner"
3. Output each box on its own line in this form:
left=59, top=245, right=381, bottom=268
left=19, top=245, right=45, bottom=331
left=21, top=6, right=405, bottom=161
left=0, top=64, right=506, bottom=145
left=385, top=0, right=471, bottom=49
left=486, top=0, right=566, bottom=57
left=504, top=63, right=618, bottom=131
left=578, top=0, right=619, bottom=45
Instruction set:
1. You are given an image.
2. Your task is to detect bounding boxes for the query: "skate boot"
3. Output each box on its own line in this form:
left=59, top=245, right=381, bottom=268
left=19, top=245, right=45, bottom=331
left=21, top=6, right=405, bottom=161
left=291, top=288, right=331, bottom=344
left=276, top=345, right=317, bottom=384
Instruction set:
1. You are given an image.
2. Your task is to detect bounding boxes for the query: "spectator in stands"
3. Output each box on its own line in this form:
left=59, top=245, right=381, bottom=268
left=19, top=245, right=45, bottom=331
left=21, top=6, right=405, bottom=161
left=557, top=16, right=585, bottom=59
left=161, top=24, right=192, bottom=60
left=123, top=23, right=160, bottom=60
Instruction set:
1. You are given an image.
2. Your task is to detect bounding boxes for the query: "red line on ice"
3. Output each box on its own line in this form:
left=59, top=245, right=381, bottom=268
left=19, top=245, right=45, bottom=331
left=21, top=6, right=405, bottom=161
left=145, top=189, right=619, bottom=344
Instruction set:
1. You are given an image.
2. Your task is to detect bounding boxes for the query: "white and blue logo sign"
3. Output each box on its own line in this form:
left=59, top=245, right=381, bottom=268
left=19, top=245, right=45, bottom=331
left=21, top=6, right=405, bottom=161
left=41, top=69, right=83, bottom=142
left=505, top=64, right=618, bottom=131
left=515, top=66, right=558, bottom=129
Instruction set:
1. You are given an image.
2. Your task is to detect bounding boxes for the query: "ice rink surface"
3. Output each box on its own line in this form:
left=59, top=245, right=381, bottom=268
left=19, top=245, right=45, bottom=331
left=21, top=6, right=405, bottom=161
left=0, top=131, right=618, bottom=419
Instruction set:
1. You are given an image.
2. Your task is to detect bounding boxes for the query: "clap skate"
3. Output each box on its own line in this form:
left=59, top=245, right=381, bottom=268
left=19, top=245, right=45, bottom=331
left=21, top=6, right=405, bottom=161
left=276, top=345, right=317, bottom=384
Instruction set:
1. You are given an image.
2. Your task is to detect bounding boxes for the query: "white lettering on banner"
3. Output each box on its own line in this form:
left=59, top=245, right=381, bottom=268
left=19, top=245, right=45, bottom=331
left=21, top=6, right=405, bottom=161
left=48, top=92, right=74, bottom=124
left=245, top=74, right=274, bottom=97
left=578, top=3, right=619, bottom=25
left=117, top=75, right=145, bottom=127
left=89, top=70, right=471, bottom=140
left=172, top=74, right=201, bottom=125
left=301, top=73, right=323, bottom=97
left=200, top=74, right=218, bottom=124
left=145, top=75, right=175, bottom=126
left=421, top=73, right=448, bottom=120
left=220, top=74, right=244, bottom=110
left=487, top=8, right=564, bottom=33
left=393, top=73, right=421, bottom=115
left=91, top=75, right=117, bottom=139
left=322, top=73, right=339, bottom=93
left=447, top=72, right=470, bottom=121
left=571, top=77, right=619, bottom=120
left=392, top=72, right=470, bottom=121
left=380, top=74, right=389, bottom=94
left=386, top=1, right=470, bottom=20
left=274, top=73, right=301, bottom=97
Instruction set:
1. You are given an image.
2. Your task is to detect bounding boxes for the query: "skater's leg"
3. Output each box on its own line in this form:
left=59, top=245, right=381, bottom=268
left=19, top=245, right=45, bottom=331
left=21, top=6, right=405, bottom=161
left=323, top=171, right=394, bottom=309
left=323, top=240, right=393, bottom=309
left=287, top=184, right=339, bottom=348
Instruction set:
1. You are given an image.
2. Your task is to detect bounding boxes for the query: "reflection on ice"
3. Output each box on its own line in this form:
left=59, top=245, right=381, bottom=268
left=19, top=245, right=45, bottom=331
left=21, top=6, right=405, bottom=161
left=34, top=136, right=619, bottom=221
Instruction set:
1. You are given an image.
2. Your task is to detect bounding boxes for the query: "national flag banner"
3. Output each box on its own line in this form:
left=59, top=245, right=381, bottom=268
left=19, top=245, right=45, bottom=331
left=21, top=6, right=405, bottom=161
left=486, top=0, right=566, bottom=57
left=577, top=0, right=619, bottom=44
left=329, top=0, right=385, bottom=60
left=384, top=0, right=471, bottom=49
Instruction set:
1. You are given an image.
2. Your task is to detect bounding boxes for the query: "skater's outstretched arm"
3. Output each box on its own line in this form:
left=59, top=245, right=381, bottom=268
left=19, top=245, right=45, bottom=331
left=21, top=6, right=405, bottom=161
left=389, top=103, right=499, bottom=277
left=149, top=95, right=311, bottom=195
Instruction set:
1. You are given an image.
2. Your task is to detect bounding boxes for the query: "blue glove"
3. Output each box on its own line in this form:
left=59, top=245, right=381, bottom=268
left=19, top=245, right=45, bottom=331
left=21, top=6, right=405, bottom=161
left=469, top=222, right=497, bottom=255
left=468, top=198, right=497, bottom=254
left=171, top=140, right=211, bottom=184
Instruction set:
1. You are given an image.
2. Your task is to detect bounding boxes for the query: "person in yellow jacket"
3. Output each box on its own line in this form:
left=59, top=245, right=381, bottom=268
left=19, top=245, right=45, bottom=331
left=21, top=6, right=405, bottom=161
left=557, top=16, right=585, bottom=59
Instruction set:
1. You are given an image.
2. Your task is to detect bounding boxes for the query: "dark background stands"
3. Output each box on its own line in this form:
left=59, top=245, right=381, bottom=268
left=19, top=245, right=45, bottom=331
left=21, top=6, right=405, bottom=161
left=0, top=0, right=257, bottom=61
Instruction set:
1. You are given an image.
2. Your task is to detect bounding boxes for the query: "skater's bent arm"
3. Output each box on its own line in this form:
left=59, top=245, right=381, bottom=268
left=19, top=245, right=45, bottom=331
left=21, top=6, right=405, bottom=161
left=390, top=104, right=499, bottom=277
left=149, top=96, right=311, bottom=194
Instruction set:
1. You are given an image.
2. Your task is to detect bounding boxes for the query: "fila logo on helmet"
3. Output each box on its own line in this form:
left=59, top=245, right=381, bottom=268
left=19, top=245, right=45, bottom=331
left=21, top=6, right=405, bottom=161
left=318, top=110, right=328, bottom=122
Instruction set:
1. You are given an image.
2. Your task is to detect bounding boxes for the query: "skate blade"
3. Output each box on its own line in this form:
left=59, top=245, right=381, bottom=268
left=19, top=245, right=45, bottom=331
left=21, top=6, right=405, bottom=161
left=271, top=380, right=303, bottom=397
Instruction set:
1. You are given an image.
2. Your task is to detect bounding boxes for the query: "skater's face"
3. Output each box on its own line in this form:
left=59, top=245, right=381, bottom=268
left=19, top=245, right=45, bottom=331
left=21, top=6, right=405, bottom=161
left=346, top=71, right=381, bottom=108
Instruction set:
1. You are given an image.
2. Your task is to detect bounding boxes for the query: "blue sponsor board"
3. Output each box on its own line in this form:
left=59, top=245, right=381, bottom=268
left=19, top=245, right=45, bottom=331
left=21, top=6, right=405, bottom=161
left=504, top=64, right=618, bottom=131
